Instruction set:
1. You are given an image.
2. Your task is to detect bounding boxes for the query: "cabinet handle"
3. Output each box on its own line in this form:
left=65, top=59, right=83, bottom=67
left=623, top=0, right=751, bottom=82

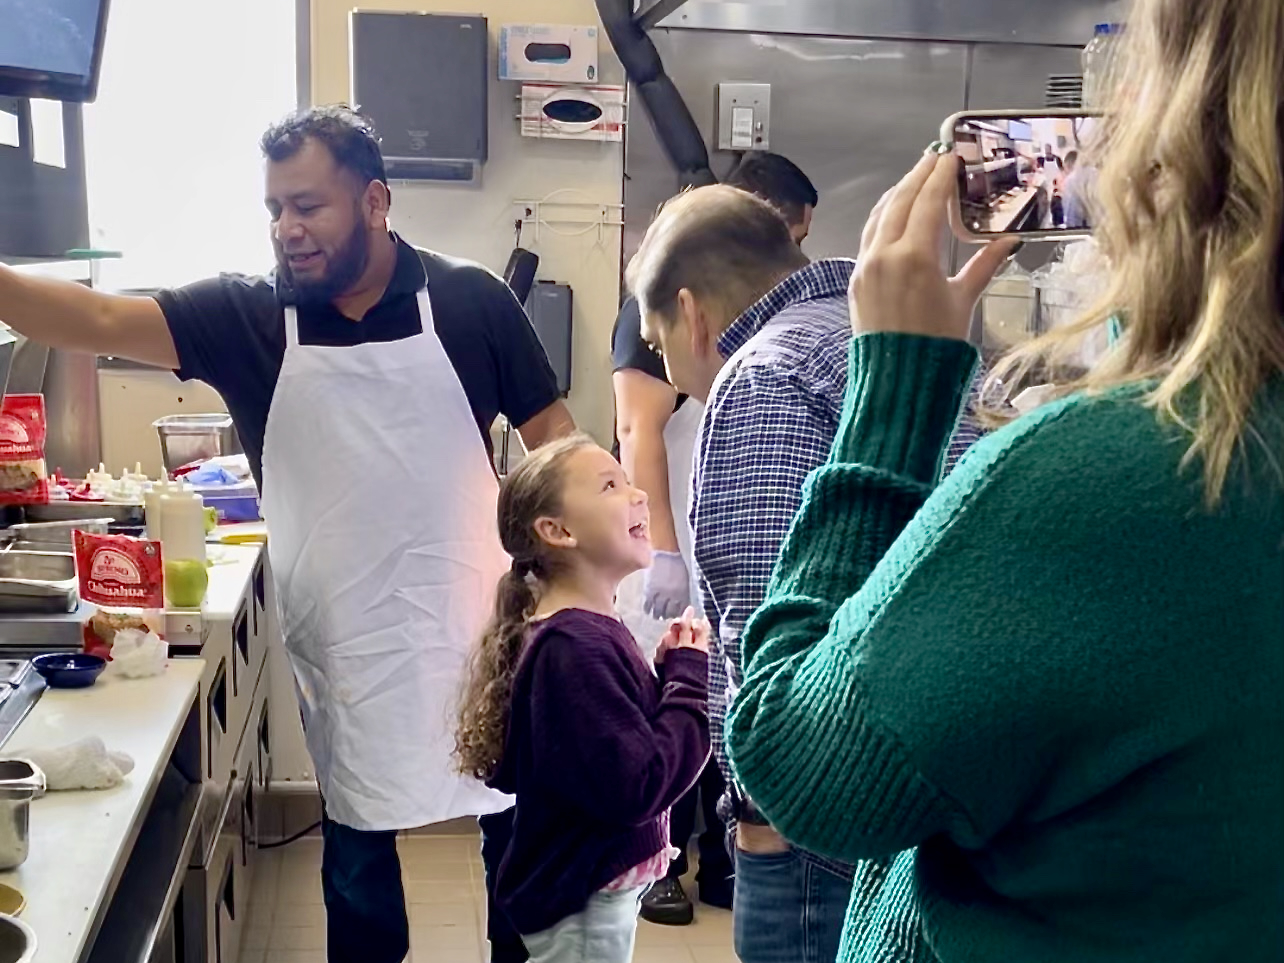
left=221, top=849, right=236, bottom=920
left=234, top=606, right=249, bottom=671
left=207, top=661, right=227, bottom=779
left=258, top=701, right=271, bottom=756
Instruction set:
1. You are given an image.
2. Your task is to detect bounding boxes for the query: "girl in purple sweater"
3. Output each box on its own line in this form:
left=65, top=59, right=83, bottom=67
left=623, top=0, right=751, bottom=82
left=455, top=434, right=712, bottom=963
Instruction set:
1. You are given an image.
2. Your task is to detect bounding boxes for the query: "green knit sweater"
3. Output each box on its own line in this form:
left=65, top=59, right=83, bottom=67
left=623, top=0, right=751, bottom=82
left=726, top=333, right=1284, bottom=963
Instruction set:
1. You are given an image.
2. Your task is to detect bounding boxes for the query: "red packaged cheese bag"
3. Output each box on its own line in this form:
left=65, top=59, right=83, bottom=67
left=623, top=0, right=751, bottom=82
left=0, top=394, right=49, bottom=505
left=73, top=531, right=165, bottom=659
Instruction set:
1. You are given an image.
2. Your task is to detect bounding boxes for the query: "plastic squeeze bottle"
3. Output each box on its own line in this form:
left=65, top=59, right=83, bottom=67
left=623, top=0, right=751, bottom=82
left=160, top=488, right=209, bottom=608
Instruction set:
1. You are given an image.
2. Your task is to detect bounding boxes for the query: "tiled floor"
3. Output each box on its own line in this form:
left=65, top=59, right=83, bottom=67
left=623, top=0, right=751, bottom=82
left=242, top=834, right=737, bottom=963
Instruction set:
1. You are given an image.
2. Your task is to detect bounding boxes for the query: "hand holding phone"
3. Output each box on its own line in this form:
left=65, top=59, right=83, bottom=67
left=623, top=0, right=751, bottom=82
left=942, top=109, right=1101, bottom=242
left=850, top=148, right=1016, bottom=342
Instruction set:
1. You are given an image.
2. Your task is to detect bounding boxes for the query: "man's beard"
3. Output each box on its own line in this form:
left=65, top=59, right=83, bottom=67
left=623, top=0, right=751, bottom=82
left=279, top=223, right=370, bottom=305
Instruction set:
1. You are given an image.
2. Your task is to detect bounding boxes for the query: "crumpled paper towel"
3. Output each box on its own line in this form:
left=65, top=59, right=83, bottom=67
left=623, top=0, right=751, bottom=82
left=22, top=737, right=135, bottom=792
left=108, top=628, right=168, bottom=678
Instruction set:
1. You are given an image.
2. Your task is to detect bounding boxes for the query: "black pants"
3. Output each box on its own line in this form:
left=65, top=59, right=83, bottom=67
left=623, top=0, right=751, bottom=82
left=320, top=808, right=529, bottom=963
left=479, top=807, right=528, bottom=963
left=669, top=758, right=734, bottom=884
left=320, top=810, right=409, bottom=963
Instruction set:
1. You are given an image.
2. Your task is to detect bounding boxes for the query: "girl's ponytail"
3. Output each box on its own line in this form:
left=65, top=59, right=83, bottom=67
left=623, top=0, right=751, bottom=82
left=454, top=564, right=537, bottom=781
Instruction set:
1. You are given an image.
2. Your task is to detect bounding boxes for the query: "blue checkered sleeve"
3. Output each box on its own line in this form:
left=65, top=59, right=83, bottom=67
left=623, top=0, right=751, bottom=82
left=691, top=365, right=838, bottom=792
left=942, top=365, right=988, bottom=478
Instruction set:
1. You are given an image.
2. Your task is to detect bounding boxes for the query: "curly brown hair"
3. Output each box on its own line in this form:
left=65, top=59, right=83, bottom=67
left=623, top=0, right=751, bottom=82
left=453, top=434, right=597, bottom=782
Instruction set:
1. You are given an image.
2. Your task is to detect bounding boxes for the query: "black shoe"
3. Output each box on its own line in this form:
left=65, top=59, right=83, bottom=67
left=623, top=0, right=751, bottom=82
left=698, top=876, right=734, bottom=911
left=639, top=878, right=694, bottom=926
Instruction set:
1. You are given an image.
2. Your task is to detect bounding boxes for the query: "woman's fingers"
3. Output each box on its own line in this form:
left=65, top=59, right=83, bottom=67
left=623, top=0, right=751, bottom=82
left=954, top=237, right=1021, bottom=306
left=861, top=187, right=895, bottom=255
left=904, top=151, right=960, bottom=250
left=874, top=149, right=941, bottom=247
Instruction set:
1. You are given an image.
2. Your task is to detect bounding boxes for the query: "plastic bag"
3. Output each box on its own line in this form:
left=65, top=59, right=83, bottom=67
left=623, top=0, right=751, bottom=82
left=73, top=531, right=165, bottom=659
left=0, top=394, right=49, bottom=505
left=1031, top=238, right=1113, bottom=368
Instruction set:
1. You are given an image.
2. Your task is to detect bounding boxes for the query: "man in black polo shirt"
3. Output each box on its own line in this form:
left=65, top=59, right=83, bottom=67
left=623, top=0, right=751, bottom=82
left=0, top=106, right=572, bottom=963
left=611, top=152, right=818, bottom=926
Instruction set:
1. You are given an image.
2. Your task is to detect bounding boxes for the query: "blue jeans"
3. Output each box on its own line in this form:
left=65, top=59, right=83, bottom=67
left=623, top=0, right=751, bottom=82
left=320, top=809, right=409, bottom=963
left=734, top=848, right=854, bottom=963
left=522, top=885, right=648, bottom=963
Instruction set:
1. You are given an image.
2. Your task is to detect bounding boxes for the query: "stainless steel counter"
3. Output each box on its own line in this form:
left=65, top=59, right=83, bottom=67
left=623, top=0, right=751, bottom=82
left=0, top=601, right=93, bottom=653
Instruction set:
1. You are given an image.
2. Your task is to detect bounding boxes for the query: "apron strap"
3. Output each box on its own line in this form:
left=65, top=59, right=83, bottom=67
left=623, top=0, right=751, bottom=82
left=413, top=289, right=431, bottom=333
left=283, top=305, right=300, bottom=349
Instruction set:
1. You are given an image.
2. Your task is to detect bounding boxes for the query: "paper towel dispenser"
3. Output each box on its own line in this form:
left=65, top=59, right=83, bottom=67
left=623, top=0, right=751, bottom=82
left=350, top=12, right=488, bottom=183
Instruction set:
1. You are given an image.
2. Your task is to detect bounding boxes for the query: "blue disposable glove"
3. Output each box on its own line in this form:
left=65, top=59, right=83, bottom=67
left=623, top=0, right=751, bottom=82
left=643, top=550, right=690, bottom=620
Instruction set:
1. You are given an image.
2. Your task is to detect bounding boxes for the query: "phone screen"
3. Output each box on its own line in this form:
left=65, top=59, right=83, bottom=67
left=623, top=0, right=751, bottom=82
left=952, top=113, right=1101, bottom=237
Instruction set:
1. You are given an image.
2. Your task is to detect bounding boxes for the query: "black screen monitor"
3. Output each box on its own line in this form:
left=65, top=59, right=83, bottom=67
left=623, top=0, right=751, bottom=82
left=0, top=0, right=111, bottom=103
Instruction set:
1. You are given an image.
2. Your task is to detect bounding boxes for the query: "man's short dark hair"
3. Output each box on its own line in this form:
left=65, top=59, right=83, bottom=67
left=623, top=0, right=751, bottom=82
left=261, top=105, right=388, bottom=190
left=723, top=152, right=819, bottom=227
left=627, top=185, right=809, bottom=331
left=1065, top=150, right=1080, bottom=167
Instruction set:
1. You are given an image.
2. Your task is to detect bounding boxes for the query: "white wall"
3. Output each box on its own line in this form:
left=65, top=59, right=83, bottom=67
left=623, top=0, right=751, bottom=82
left=310, top=0, right=625, bottom=445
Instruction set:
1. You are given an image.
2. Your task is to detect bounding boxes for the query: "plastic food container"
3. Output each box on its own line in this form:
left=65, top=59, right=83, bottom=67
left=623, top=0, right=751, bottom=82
left=0, top=761, right=43, bottom=874
left=200, top=485, right=261, bottom=523
left=153, top=415, right=242, bottom=476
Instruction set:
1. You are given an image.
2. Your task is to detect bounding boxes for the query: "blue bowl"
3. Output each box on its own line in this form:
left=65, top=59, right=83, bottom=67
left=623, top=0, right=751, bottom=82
left=31, top=653, right=107, bottom=689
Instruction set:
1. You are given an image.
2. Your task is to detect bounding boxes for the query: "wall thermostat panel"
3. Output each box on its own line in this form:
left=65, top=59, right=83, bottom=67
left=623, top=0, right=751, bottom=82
left=715, top=83, right=771, bottom=151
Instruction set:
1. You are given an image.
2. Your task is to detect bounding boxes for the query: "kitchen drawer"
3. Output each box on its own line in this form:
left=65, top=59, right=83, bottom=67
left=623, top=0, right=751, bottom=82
left=170, top=630, right=234, bottom=793
left=185, top=734, right=253, bottom=963
left=250, top=553, right=268, bottom=683
left=227, top=599, right=254, bottom=741
left=181, top=836, right=239, bottom=963
left=236, top=757, right=257, bottom=929
left=206, top=656, right=232, bottom=786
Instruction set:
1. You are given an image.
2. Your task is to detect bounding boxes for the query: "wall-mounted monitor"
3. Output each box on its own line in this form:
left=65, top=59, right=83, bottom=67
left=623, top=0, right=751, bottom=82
left=0, top=0, right=112, bottom=103
left=1008, top=119, right=1033, bottom=142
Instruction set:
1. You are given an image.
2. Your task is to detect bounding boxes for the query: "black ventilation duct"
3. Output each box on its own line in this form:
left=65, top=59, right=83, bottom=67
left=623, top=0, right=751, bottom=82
left=595, top=0, right=715, bottom=189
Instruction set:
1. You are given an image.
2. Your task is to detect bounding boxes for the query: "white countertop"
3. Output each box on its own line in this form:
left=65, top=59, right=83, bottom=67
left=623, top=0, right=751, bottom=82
left=0, top=661, right=204, bottom=963
left=201, top=543, right=261, bottom=619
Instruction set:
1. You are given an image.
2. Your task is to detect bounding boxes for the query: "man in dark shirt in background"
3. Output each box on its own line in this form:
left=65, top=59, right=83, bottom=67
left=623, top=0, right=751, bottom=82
left=611, top=152, right=818, bottom=926
left=0, top=105, right=573, bottom=963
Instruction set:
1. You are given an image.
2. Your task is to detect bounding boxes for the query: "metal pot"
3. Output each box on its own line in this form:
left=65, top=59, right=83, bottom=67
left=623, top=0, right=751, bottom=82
left=0, top=761, right=44, bottom=871
left=0, top=913, right=36, bottom=963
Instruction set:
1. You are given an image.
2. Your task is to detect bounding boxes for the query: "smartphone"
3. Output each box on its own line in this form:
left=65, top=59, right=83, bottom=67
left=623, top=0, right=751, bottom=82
left=941, top=109, right=1102, bottom=242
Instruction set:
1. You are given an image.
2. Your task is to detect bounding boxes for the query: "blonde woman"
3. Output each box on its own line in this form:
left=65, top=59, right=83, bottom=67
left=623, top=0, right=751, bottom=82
left=724, top=0, right=1284, bottom=961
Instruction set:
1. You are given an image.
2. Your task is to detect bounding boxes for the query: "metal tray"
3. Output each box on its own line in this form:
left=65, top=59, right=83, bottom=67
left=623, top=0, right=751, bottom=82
left=5, top=518, right=112, bottom=549
left=24, top=502, right=144, bottom=525
left=0, top=551, right=78, bottom=614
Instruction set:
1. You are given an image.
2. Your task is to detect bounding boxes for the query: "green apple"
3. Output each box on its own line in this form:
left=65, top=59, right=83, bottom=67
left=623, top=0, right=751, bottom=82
left=204, top=506, right=218, bottom=534
left=165, top=559, right=209, bottom=608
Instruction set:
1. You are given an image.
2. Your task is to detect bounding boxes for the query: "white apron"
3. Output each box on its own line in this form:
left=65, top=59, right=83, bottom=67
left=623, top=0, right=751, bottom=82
left=261, top=289, right=513, bottom=831
left=617, top=396, right=704, bottom=660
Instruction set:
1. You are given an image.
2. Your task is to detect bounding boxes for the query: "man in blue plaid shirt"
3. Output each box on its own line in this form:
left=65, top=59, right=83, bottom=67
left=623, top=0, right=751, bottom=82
left=629, top=184, right=984, bottom=963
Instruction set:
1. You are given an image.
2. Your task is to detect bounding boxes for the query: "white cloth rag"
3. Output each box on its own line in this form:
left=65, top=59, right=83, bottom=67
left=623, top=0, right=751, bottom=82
left=22, top=736, right=135, bottom=792
left=109, top=628, right=168, bottom=678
